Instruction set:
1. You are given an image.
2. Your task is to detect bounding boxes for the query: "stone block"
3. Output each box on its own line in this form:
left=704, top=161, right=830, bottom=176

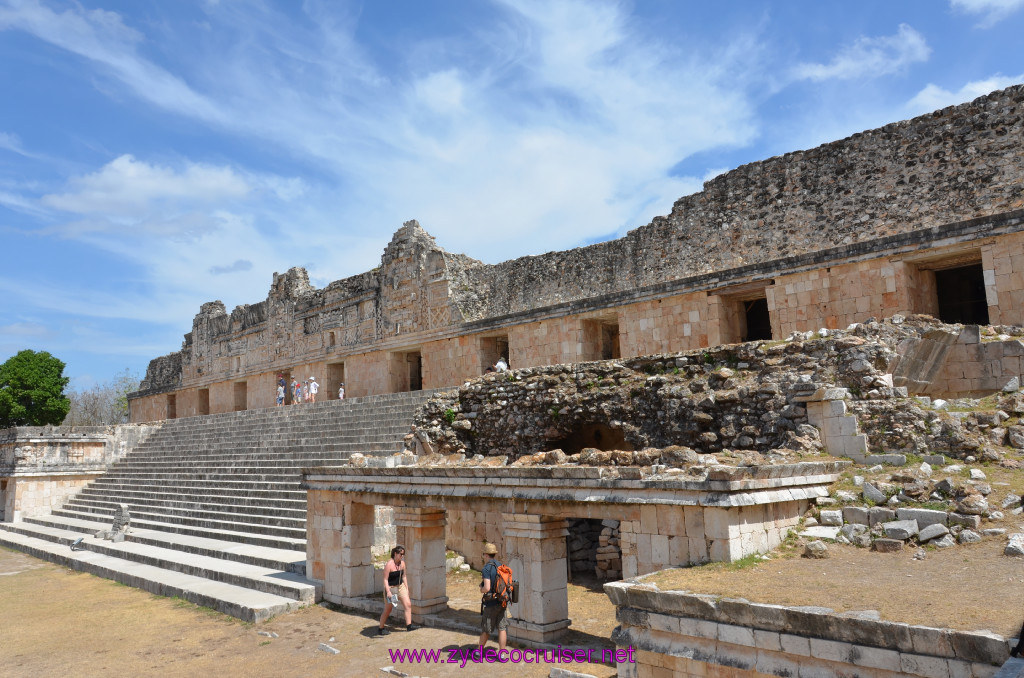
left=809, top=637, right=854, bottom=663
left=842, top=506, right=870, bottom=525
left=703, top=507, right=738, bottom=539
left=852, top=645, right=902, bottom=672
left=779, top=633, right=811, bottom=657
left=683, top=507, right=704, bottom=537
left=639, top=505, right=658, bottom=534
left=650, top=535, right=669, bottom=565
left=718, top=623, right=756, bottom=647
left=900, top=652, right=952, bottom=678
left=909, top=625, right=954, bottom=658
left=869, top=506, right=896, bottom=526
left=896, top=508, right=948, bottom=528
left=655, top=505, right=686, bottom=537
left=883, top=519, right=919, bottom=540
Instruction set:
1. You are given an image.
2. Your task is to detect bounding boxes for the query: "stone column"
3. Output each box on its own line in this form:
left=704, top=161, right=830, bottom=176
left=502, top=514, right=571, bottom=643
left=394, top=507, right=448, bottom=621
left=308, top=494, right=375, bottom=604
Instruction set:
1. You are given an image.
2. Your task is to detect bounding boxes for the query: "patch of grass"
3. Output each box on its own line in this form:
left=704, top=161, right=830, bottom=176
left=259, top=640, right=271, bottom=647
left=442, top=408, right=456, bottom=424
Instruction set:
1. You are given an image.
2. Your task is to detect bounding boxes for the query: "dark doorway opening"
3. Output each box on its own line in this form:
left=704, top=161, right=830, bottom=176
left=166, top=394, right=177, bottom=420
left=546, top=423, right=632, bottom=455
left=601, top=323, right=621, bottom=360
left=935, top=263, right=989, bottom=325
left=197, top=388, right=210, bottom=415
left=743, top=298, right=773, bottom=341
left=408, top=352, right=422, bottom=391
left=566, top=518, right=621, bottom=583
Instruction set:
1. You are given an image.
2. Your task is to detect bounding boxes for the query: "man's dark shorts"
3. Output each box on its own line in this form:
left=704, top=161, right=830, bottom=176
left=481, top=604, right=509, bottom=634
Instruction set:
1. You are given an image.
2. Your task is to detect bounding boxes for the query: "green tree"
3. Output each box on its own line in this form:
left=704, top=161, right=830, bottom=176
left=0, top=350, right=71, bottom=427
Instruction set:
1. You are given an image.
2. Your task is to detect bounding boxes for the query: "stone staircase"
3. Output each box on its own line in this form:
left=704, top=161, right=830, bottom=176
left=0, top=390, right=439, bottom=621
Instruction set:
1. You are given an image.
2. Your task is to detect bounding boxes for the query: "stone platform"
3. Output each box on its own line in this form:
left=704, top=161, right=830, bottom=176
left=302, top=461, right=847, bottom=643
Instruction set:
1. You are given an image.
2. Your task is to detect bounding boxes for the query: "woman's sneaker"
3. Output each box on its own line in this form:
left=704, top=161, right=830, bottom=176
left=377, top=627, right=390, bottom=636
left=406, top=624, right=419, bottom=631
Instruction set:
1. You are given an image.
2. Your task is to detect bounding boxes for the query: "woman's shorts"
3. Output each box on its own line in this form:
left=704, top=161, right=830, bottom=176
left=384, top=582, right=408, bottom=604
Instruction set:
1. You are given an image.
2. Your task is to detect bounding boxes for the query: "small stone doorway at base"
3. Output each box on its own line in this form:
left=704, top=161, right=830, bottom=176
left=566, top=518, right=621, bottom=583
left=165, top=393, right=176, bottom=420
left=197, top=388, right=210, bottom=415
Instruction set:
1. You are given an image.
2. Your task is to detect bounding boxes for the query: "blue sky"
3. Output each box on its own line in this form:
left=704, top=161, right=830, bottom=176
left=1, top=0, right=1023, bottom=389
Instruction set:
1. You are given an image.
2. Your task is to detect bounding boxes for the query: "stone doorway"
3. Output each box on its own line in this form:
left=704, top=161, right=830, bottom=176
left=743, top=297, right=772, bottom=341
left=407, top=352, right=422, bottom=391
left=326, top=362, right=345, bottom=400
left=566, top=518, right=621, bottom=582
left=233, top=381, right=247, bottom=411
left=581, top=316, right=621, bottom=361
left=479, top=335, right=509, bottom=372
left=935, top=263, right=990, bottom=325
left=166, top=393, right=176, bottom=419
left=198, top=388, right=210, bottom=414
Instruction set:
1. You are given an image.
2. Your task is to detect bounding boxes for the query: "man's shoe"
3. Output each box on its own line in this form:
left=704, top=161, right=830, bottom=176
left=377, top=627, right=390, bottom=636
left=406, top=624, right=419, bottom=631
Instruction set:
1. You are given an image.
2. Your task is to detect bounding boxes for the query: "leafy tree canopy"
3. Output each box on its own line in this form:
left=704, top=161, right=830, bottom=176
left=0, top=349, right=71, bottom=428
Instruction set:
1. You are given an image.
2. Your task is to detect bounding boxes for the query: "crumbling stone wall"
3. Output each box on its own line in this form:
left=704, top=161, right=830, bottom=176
left=412, top=318, right=1024, bottom=465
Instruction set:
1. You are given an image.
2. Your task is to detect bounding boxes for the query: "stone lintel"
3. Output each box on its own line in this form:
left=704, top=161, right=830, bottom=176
left=393, top=507, right=446, bottom=528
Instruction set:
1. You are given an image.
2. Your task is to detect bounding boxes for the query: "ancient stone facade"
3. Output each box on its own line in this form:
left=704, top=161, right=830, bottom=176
left=0, top=425, right=159, bottom=522
left=130, top=84, right=1024, bottom=423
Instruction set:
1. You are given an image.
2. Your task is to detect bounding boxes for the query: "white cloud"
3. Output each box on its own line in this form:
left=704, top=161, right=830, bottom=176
left=951, top=0, right=1024, bottom=27
left=793, top=24, right=930, bottom=82
left=0, top=0, right=224, bottom=122
left=907, top=74, right=1024, bottom=113
left=42, top=155, right=250, bottom=217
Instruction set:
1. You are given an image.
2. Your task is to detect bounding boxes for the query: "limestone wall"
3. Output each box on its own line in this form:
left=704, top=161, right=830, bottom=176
left=605, top=580, right=1014, bottom=678
left=0, top=424, right=161, bottom=522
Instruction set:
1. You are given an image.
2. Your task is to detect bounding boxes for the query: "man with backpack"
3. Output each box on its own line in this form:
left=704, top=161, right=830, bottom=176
left=479, top=542, right=510, bottom=650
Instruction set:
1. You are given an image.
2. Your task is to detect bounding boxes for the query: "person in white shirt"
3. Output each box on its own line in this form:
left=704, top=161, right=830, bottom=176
left=338, top=382, right=345, bottom=400
left=308, top=377, right=319, bottom=402
left=494, top=357, right=508, bottom=372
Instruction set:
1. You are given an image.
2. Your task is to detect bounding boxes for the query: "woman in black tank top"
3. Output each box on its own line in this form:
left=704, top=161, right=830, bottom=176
left=378, top=545, right=416, bottom=634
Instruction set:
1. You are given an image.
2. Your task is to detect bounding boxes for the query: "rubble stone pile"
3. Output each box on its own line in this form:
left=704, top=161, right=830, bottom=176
left=412, top=317, right=1024, bottom=468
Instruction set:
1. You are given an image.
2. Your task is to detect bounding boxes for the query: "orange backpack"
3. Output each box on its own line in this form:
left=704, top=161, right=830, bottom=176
left=486, top=564, right=518, bottom=608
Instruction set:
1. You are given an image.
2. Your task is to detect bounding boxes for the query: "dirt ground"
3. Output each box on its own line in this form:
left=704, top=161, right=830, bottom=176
left=0, top=548, right=616, bottom=678
left=3, top=537, right=1023, bottom=678
left=646, top=536, right=1024, bottom=638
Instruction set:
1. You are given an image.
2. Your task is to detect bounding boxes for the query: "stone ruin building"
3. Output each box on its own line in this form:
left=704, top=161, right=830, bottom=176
left=3, top=84, right=1024, bottom=677
left=129, top=84, right=1024, bottom=422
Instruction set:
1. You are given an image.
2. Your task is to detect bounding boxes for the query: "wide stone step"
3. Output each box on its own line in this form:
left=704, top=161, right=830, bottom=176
left=0, top=528, right=304, bottom=622
left=0, top=521, right=315, bottom=602
left=93, top=472, right=307, bottom=483
left=21, top=514, right=306, bottom=573
left=79, top=484, right=307, bottom=502
left=54, top=504, right=306, bottom=540
left=86, top=479, right=304, bottom=493
left=31, top=512, right=305, bottom=552
left=68, top=494, right=308, bottom=520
